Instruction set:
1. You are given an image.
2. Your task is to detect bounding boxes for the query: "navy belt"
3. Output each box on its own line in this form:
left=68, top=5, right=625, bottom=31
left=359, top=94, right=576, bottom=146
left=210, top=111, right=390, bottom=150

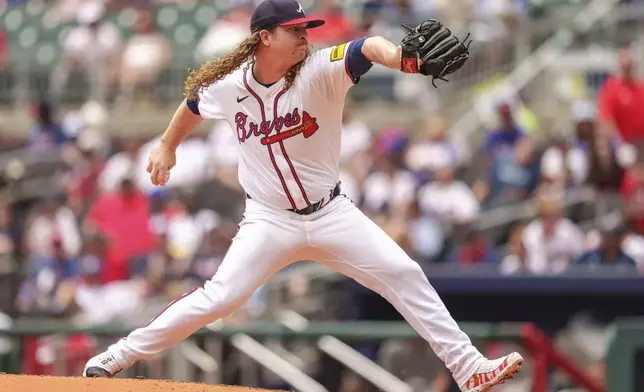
left=246, top=183, right=341, bottom=215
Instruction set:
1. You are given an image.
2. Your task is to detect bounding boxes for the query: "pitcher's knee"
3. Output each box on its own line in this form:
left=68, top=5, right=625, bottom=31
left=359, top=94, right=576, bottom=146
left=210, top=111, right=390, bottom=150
left=388, top=258, right=426, bottom=282
left=202, top=280, right=245, bottom=317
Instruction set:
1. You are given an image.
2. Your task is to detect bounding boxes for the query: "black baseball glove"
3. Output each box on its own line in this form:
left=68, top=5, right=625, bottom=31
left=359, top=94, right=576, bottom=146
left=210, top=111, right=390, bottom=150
left=400, top=19, right=472, bottom=87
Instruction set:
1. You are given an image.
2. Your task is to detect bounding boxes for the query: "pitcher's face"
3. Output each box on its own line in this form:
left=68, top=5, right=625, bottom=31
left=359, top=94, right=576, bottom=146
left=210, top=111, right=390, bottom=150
left=261, top=23, right=310, bottom=65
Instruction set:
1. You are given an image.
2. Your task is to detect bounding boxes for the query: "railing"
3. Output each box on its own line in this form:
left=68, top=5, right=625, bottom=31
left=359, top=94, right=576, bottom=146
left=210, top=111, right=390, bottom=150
left=0, top=319, right=523, bottom=387
left=178, top=340, right=218, bottom=383
left=318, top=335, right=412, bottom=392
left=230, top=333, right=327, bottom=392
left=276, top=309, right=412, bottom=392
left=0, top=319, right=604, bottom=391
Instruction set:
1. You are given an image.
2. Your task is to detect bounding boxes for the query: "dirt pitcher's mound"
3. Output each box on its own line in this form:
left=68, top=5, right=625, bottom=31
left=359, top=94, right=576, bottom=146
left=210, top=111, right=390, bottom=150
left=0, top=374, right=288, bottom=392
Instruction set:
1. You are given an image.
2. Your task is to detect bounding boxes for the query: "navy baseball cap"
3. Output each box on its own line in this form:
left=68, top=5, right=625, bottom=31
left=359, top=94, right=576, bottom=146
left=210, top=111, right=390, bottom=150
left=250, top=0, right=325, bottom=33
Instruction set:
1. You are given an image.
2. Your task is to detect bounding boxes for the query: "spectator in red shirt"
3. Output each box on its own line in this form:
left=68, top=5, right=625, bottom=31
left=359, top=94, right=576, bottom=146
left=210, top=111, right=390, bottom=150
left=0, top=27, right=8, bottom=70
left=598, top=46, right=644, bottom=144
left=84, top=177, right=154, bottom=283
left=67, top=148, right=105, bottom=215
left=621, top=159, right=644, bottom=235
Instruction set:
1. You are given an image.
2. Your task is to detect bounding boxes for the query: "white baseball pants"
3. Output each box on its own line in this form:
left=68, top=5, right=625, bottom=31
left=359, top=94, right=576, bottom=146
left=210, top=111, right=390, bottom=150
left=108, top=196, right=484, bottom=385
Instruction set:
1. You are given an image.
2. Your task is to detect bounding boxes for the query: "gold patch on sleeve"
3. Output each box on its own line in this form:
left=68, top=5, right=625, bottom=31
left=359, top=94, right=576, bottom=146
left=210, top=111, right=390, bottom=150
left=330, top=43, right=347, bottom=62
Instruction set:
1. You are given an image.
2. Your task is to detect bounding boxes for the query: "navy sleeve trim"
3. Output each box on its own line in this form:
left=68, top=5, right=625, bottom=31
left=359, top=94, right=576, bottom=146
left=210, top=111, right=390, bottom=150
left=345, top=37, right=373, bottom=84
left=186, top=98, right=200, bottom=115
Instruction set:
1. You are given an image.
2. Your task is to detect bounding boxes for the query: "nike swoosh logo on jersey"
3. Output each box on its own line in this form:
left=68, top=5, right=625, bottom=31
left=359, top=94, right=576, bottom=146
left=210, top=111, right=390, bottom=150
left=237, top=96, right=249, bottom=103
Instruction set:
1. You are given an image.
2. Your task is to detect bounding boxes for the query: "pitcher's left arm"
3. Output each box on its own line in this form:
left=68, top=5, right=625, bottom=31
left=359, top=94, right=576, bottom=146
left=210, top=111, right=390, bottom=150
left=360, top=36, right=401, bottom=70
left=362, top=20, right=472, bottom=86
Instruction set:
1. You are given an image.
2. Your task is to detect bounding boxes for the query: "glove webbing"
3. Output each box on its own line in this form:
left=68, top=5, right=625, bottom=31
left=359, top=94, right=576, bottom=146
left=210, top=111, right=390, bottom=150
left=431, top=32, right=472, bottom=88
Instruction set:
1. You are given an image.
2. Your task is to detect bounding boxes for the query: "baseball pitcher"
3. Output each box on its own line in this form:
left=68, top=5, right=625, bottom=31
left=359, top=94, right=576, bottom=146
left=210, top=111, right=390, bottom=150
left=84, top=1, right=523, bottom=390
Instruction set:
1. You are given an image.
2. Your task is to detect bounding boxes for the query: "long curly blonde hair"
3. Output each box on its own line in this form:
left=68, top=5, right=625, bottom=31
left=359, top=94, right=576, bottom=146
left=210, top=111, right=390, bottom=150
left=184, top=31, right=310, bottom=100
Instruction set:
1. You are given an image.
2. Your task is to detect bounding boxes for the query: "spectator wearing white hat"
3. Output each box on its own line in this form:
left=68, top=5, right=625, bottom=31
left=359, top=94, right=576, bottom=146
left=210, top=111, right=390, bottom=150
left=405, top=115, right=458, bottom=174
left=515, top=191, right=585, bottom=275
left=417, top=150, right=480, bottom=228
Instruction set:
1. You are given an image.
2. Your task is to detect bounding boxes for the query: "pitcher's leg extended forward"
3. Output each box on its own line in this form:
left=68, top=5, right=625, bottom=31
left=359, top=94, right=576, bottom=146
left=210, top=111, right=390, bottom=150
left=84, top=203, right=302, bottom=377
left=311, top=197, right=523, bottom=391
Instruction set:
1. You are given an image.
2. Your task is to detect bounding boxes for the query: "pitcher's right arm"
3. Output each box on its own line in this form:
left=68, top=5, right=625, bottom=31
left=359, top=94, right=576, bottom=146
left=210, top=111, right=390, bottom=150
left=149, top=81, right=229, bottom=185
left=159, top=99, right=204, bottom=151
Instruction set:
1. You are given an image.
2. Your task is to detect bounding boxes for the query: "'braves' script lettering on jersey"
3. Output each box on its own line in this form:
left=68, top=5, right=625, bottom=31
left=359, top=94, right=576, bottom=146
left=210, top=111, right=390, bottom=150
left=194, top=43, right=356, bottom=210
left=234, top=108, right=320, bottom=145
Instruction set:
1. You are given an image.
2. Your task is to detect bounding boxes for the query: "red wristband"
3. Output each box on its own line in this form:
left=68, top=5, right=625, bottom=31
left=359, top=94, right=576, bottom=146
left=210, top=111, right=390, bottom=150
left=401, top=57, right=419, bottom=74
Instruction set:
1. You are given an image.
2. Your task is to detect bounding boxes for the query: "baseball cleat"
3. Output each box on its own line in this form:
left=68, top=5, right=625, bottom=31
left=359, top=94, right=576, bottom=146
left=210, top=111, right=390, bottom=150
left=83, top=350, right=123, bottom=378
left=460, top=352, right=524, bottom=392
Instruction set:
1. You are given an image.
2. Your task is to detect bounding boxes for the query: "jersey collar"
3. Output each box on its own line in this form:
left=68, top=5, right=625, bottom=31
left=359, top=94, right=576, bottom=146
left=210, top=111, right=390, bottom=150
left=245, top=65, right=286, bottom=95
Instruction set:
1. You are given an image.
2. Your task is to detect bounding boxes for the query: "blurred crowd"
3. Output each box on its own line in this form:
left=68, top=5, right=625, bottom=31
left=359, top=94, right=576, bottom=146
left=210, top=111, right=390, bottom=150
left=0, top=0, right=581, bottom=324
left=338, top=46, right=644, bottom=278
left=0, top=0, right=643, bottom=390
left=8, top=40, right=644, bottom=323
left=0, top=0, right=535, bottom=108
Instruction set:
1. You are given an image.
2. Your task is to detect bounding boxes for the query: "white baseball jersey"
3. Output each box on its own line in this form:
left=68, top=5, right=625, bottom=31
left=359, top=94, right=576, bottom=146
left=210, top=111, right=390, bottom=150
left=196, top=41, right=357, bottom=210
left=103, top=38, right=496, bottom=391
